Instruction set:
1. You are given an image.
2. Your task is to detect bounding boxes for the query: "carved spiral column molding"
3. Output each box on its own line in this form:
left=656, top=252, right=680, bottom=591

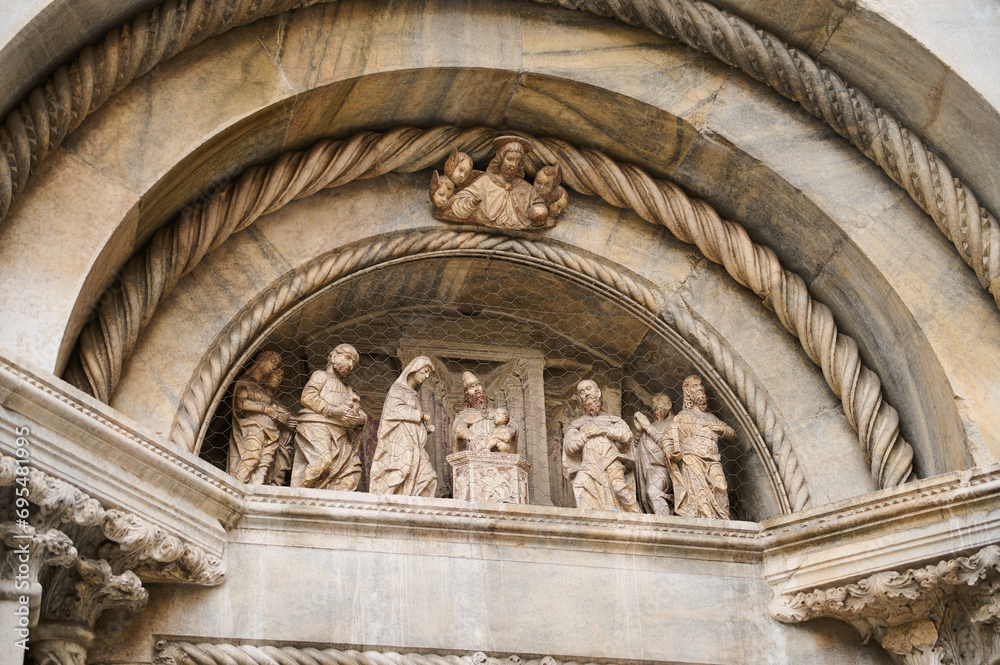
left=540, top=0, right=1000, bottom=306
left=0, top=0, right=321, bottom=221
left=156, top=642, right=599, bottom=665
left=771, top=545, right=1000, bottom=665
left=1, top=0, right=998, bottom=311
left=64, top=125, right=912, bottom=489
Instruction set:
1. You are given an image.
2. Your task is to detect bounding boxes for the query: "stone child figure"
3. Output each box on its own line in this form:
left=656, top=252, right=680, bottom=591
left=486, top=407, right=518, bottom=453
left=533, top=164, right=569, bottom=219
left=369, top=356, right=439, bottom=497
left=229, top=350, right=297, bottom=484
left=668, top=375, right=736, bottom=519
left=437, top=136, right=556, bottom=230
left=562, top=380, right=640, bottom=513
left=632, top=393, right=675, bottom=515
left=290, top=344, right=368, bottom=490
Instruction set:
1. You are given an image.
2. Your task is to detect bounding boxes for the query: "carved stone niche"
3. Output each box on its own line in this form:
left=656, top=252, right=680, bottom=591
left=771, top=545, right=1000, bottom=665
left=398, top=341, right=551, bottom=505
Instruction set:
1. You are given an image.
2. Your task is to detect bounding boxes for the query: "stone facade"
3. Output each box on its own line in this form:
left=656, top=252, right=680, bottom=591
left=0, top=1, right=999, bottom=664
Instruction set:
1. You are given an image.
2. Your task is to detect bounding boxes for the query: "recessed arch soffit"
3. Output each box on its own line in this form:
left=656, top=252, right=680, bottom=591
left=168, top=232, right=804, bottom=518
left=66, top=124, right=915, bottom=494
left=0, top=7, right=988, bottom=478
left=0, top=0, right=998, bottom=312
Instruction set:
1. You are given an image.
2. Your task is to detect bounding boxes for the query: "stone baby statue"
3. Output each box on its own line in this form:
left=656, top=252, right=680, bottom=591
left=485, top=407, right=518, bottom=454
left=430, top=137, right=569, bottom=229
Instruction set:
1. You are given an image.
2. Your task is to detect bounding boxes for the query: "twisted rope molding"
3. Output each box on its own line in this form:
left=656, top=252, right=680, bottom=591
left=0, top=0, right=320, bottom=221
left=540, top=0, right=1000, bottom=308
left=166, top=229, right=805, bottom=513
left=1, top=0, right=998, bottom=312
left=664, top=302, right=809, bottom=511
left=156, top=642, right=596, bottom=665
left=65, top=125, right=912, bottom=489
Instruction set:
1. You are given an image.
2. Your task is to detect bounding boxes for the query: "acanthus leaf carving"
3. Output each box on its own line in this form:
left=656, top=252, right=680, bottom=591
left=771, top=544, right=1000, bottom=665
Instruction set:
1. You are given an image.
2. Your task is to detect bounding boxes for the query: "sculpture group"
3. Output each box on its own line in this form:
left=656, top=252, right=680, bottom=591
left=229, top=346, right=735, bottom=519
left=563, top=375, right=735, bottom=519
left=430, top=136, right=569, bottom=230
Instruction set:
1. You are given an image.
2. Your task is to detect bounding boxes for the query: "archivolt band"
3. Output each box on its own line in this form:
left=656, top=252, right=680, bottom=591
left=62, top=126, right=912, bottom=497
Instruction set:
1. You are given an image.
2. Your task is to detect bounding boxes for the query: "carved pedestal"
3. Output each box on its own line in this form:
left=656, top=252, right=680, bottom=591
left=447, top=451, right=531, bottom=505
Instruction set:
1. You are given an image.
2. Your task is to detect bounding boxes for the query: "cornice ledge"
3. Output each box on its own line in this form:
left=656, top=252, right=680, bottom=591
left=243, top=486, right=761, bottom=560
left=0, top=353, right=244, bottom=538
left=771, top=545, right=1000, bottom=665
left=762, top=465, right=1000, bottom=547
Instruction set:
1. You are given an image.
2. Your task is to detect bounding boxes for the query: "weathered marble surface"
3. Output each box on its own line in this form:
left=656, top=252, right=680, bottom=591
left=0, top=0, right=992, bottom=482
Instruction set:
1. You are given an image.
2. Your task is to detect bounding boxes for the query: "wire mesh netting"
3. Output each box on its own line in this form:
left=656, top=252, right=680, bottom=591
left=200, top=254, right=777, bottom=520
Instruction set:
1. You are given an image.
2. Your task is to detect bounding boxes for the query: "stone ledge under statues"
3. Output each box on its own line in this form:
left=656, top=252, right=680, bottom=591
left=1, top=353, right=997, bottom=597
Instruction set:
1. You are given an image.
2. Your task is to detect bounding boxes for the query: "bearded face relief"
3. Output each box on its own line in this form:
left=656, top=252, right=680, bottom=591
left=431, top=136, right=569, bottom=229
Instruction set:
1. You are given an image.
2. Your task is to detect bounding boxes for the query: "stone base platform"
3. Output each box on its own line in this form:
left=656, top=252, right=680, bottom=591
left=447, top=451, right=532, bottom=504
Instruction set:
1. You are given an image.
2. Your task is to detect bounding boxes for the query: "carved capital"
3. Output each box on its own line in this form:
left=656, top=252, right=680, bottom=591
left=771, top=545, right=1000, bottom=665
left=1, top=522, right=76, bottom=585
left=44, top=558, right=147, bottom=628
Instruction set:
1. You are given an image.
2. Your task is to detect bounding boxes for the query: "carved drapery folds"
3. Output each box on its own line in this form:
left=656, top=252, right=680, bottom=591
left=771, top=545, right=1000, bottom=665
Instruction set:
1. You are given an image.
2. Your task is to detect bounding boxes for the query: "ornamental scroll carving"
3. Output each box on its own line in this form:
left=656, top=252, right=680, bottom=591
left=771, top=545, right=1000, bottom=665
left=1, top=453, right=223, bottom=664
left=2, top=0, right=998, bottom=314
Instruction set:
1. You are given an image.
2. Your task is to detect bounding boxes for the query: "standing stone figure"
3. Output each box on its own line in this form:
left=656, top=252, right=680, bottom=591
left=562, top=380, right=640, bottom=513
left=369, top=356, right=438, bottom=497
left=290, top=344, right=368, bottom=490
left=229, top=350, right=297, bottom=484
left=632, top=393, right=675, bottom=515
left=451, top=371, right=495, bottom=453
left=668, top=375, right=736, bottom=519
left=440, top=136, right=553, bottom=230
left=263, top=367, right=296, bottom=486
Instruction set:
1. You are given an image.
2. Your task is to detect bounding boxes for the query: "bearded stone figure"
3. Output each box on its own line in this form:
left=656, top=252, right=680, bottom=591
left=436, top=136, right=556, bottom=230
left=229, top=350, right=297, bottom=484
left=451, top=371, right=496, bottom=453
left=668, top=375, right=736, bottom=519
left=290, top=344, right=368, bottom=490
left=632, top=393, right=675, bottom=515
left=562, top=380, right=640, bottom=513
left=368, top=356, right=439, bottom=497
